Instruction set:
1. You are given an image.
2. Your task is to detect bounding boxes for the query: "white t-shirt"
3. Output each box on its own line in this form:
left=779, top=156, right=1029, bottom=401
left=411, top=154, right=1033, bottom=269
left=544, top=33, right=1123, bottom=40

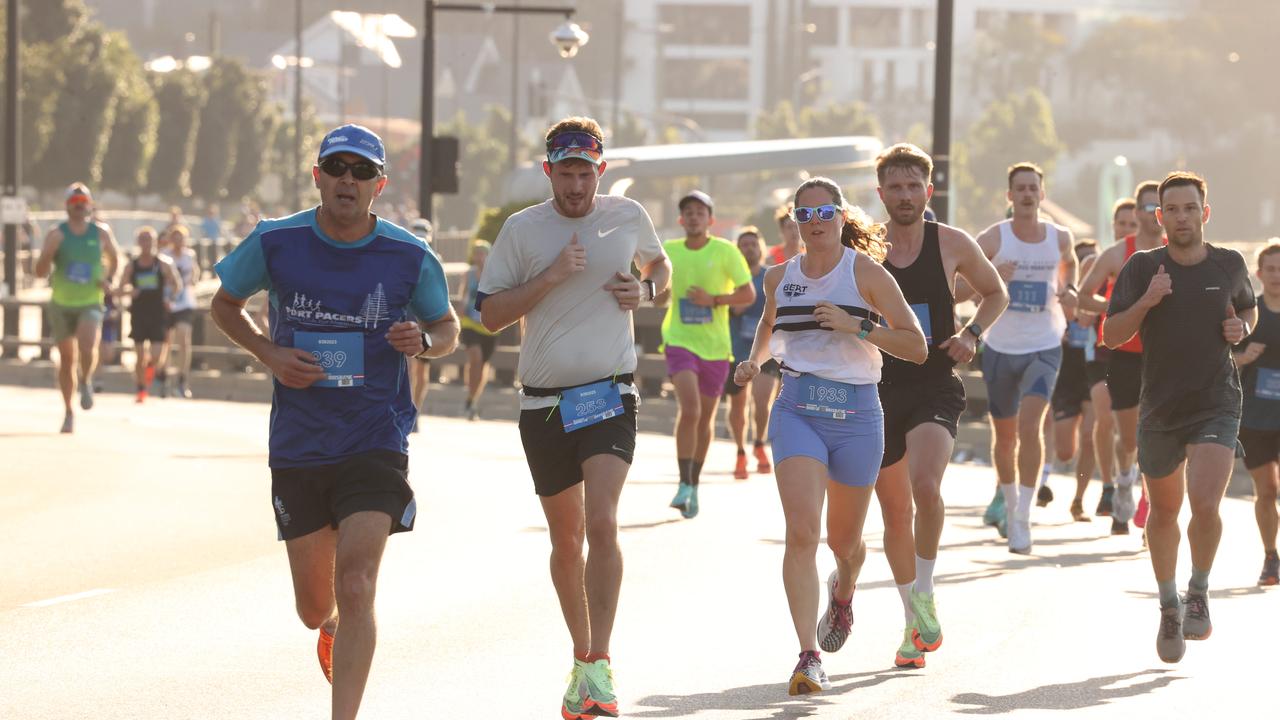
left=478, top=195, right=666, bottom=409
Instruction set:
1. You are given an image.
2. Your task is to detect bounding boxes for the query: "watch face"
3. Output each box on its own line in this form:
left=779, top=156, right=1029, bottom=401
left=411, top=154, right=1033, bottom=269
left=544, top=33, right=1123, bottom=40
left=860, top=318, right=876, bottom=333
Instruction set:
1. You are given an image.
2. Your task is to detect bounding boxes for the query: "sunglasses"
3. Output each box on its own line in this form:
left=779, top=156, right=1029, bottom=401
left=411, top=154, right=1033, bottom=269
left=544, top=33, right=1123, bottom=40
left=546, top=131, right=604, bottom=154
left=1139, top=203, right=1159, bottom=213
left=319, top=156, right=382, bottom=181
left=793, top=204, right=840, bottom=224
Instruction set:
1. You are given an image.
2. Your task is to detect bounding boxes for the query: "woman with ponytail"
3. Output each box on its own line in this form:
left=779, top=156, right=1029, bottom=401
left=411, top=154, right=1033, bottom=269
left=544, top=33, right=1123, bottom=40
left=734, top=176, right=926, bottom=695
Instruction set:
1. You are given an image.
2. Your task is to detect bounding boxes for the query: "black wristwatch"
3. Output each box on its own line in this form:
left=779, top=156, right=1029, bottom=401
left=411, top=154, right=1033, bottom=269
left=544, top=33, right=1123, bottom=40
left=413, top=331, right=433, bottom=359
left=965, top=322, right=983, bottom=340
left=642, top=279, right=656, bottom=302
left=857, top=318, right=876, bottom=339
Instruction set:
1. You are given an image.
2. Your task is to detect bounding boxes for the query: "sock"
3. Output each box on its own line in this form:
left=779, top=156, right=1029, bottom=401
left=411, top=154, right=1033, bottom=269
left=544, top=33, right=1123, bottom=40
left=464, top=398, right=472, bottom=410
left=754, top=440, right=765, bottom=449
left=574, top=649, right=590, bottom=662
left=1189, top=567, right=1210, bottom=594
left=737, top=447, right=746, bottom=456
left=1017, top=484, right=1034, bottom=515
left=584, top=652, right=610, bottom=664
left=1103, top=481, right=1114, bottom=489
left=1118, top=466, right=1135, bottom=486
left=914, top=555, right=936, bottom=594
left=1001, top=483, right=1017, bottom=508
left=677, top=458, right=691, bottom=486
left=1158, top=578, right=1180, bottom=608
left=1041, top=462, right=1052, bottom=485
left=897, top=582, right=914, bottom=625
left=691, top=461, right=703, bottom=487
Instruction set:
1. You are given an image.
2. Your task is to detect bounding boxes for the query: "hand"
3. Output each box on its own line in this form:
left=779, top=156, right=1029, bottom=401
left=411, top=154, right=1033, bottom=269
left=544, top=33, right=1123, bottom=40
left=940, top=331, right=977, bottom=363
left=1058, top=285, right=1079, bottom=310
left=1239, top=341, right=1266, bottom=364
left=604, top=271, right=642, bottom=311
left=814, top=300, right=858, bottom=333
left=386, top=320, right=426, bottom=356
left=996, top=261, right=1018, bottom=283
left=1138, top=264, right=1172, bottom=309
left=546, top=232, right=587, bottom=284
left=265, top=345, right=327, bottom=389
left=734, top=360, right=760, bottom=387
left=686, top=285, right=715, bottom=307
left=1223, top=305, right=1247, bottom=345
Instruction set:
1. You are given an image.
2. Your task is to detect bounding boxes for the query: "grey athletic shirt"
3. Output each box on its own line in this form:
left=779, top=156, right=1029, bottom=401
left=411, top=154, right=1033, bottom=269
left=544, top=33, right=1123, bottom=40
left=478, top=195, right=666, bottom=409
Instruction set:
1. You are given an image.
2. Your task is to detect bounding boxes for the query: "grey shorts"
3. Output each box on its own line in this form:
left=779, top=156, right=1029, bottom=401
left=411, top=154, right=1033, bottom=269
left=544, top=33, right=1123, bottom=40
left=980, top=345, right=1062, bottom=420
left=48, top=303, right=104, bottom=342
left=1138, top=415, right=1243, bottom=479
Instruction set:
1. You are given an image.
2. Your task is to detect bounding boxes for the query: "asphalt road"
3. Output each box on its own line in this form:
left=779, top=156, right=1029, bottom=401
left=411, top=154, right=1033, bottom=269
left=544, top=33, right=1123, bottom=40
left=1, top=385, right=1276, bottom=719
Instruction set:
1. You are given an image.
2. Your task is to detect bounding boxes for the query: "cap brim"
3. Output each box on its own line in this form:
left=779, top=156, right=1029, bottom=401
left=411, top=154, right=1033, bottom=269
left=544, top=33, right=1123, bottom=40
left=547, top=148, right=602, bottom=166
left=318, top=145, right=385, bottom=166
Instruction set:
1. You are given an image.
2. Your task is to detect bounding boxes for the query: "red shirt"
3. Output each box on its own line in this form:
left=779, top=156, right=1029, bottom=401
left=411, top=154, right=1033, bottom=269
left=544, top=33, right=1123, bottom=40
left=1102, top=233, right=1168, bottom=354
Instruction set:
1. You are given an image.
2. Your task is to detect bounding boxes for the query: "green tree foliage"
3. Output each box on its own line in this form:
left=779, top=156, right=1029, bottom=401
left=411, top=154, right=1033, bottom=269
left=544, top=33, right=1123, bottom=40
left=968, top=14, right=1066, bottom=107
left=611, top=111, right=649, bottom=148
left=146, top=70, right=205, bottom=199
left=754, top=101, right=800, bottom=140
left=755, top=100, right=881, bottom=140
left=21, top=0, right=86, bottom=45
left=952, top=88, right=1064, bottom=231
left=475, top=199, right=541, bottom=243
left=100, top=43, right=157, bottom=197
left=268, top=98, right=325, bottom=209
left=190, top=59, right=258, bottom=203
left=17, top=42, right=64, bottom=183
left=224, top=90, right=281, bottom=203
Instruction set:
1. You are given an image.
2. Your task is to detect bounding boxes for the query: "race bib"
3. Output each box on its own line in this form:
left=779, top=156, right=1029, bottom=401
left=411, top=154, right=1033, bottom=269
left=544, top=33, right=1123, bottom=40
left=795, top=375, right=859, bottom=421
left=1007, top=280, right=1048, bottom=312
left=1256, top=368, right=1280, bottom=401
left=134, top=270, right=160, bottom=291
left=559, top=380, right=624, bottom=433
left=1066, top=322, right=1094, bottom=349
left=294, top=331, right=365, bottom=388
left=910, top=303, right=933, bottom=344
left=65, top=261, right=94, bottom=285
left=679, top=298, right=713, bottom=325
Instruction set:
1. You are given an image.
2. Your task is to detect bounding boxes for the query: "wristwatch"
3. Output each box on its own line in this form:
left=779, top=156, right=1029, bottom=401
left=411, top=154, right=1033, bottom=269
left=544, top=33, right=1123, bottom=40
left=857, top=318, right=876, bottom=339
left=413, top=331, right=433, bottom=359
left=642, top=279, right=656, bottom=302
left=965, top=322, right=983, bottom=340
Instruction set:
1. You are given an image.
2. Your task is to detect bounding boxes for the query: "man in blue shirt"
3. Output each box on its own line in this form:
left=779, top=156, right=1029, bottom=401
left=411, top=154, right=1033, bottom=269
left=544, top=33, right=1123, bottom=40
left=210, top=124, right=458, bottom=719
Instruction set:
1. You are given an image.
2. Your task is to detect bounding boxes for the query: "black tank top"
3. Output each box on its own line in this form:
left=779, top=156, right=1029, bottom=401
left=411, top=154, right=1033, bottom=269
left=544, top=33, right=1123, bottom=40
left=128, top=256, right=167, bottom=321
left=881, top=221, right=956, bottom=383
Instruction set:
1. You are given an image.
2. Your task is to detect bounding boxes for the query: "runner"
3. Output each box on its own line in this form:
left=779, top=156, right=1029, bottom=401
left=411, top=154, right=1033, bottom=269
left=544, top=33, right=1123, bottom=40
left=1051, top=240, right=1102, bottom=522
left=1079, top=182, right=1168, bottom=534
left=1233, top=239, right=1280, bottom=586
left=727, top=227, right=766, bottom=479
left=475, top=116, right=670, bottom=719
left=163, top=225, right=198, bottom=398
left=842, top=144, right=1007, bottom=668
left=974, top=162, right=1079, bottom=553
left=458, top=239, right=497, bottom=421
left=121, top=226, right=179, bottom=403
left=767, top=203, right=805, bottom=265
left=1102, top=171, right=1253, bottom=663
left=662, top=190, right=755, bottom=518
left=210, top=124, right=459, bottom=719
left=34, top=183, right=120, bottom=433
left=735, top=176, right=926, bottom=695
left=408, top=218, right=433, bottom=431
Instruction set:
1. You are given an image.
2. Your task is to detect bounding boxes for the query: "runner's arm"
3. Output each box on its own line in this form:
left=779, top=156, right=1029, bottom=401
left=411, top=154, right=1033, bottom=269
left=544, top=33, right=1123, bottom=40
left=949, top=228, right=1008, bottom=340
left=415, top=311, right=461, bottom=359
left=210, top=287, right=325, bottom=388
left=744, top=266, right=784, bottom=369
left=638, top=254, right=671, bottom=301
left=34, top=228, right=63, bottom=279
left=99, top=224, right=121, bottom=287
left=954, top=225, right=1002, bottom=303
left=1076, top=246, right=1118, bottom=314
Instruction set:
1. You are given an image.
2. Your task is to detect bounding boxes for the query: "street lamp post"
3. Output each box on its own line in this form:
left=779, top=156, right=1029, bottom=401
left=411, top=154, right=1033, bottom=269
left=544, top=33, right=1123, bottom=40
left=294, top=0, right=304, bottom=209
left=419, top=2, right=587, bottom=223
left=931, top=0, right=955, bottom=224
left=3, top=0, right=21, bottom=349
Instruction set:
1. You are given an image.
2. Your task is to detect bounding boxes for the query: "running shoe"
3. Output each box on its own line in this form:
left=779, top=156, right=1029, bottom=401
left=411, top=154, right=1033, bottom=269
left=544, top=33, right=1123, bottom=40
left=317, top=626, right=334, bottom=684
left=787, top=650, right=831, bottom=696
left=60, top=412, right=73, bottom=434
left=669, top=483, right=692, bottom=511
left=135, top=388, right=148, bottom=404
left=467, top=406, right=479, bottom=422
left=733, top=452, right=749, bottom=481
left=754, top=443, right=771, bottom=473
left=1182, top=591, right=1212, bottom=640
left=1008, top=510, right=1031, bottom=555
left=144, top=364, right=156, bottom=387
left=983, top=490, right=1005, bottom=527
left=895, top=625, right=925, bottom=668
left=1156, top=602, right=1186, bottom=663
left=817, top=570, right=853, bottom=653
left=581, top=658, right=618, bottom=718
left=562, top=660, right=587, bottom=720
left=79, top=381, right=94, bottom=410
left=1096, top=484, right=1114, bottom=517
left=909, top=590, right=942, bottom=652
left=1110, top=519, right=1129, bottom=536
left=681, top=485, right=699, bottom=519
left=1259, top=551, right=1279, bottom=587
left=1113, top=481, right=1136, bottom=523
left=996, top=511, right=1008, bottom=539
left=176, top=381, right=193, bottom=399
left=1070, top=498, right=1088, bottom=522
left=1134, top=488, right=1149, bottom=529
left=1036, top=482, right=1054, bottom=507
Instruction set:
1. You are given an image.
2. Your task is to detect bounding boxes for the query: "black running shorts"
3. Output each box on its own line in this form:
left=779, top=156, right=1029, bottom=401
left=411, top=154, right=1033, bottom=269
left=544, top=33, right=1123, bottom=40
left=1239, top=427, right=1280, bottom=470
left=519, top=394, right=638, bottom=496
left=269, top=449, right=416, bottom=541
left=1051, top=345, right=1091, bottom=421
left=461, top=328, right=497, bottom=363
left=1106, top=350, right=1143, bottom=411
left=879, top=373, right=966, bottom=468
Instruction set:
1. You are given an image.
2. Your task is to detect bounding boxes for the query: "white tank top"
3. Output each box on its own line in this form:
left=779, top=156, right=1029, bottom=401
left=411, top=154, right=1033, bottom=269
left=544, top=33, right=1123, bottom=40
left=170, top=251, right=197, bottom=312
left=768, top=247, right=882, bottom=385
left=984, top=221, right=1066, bottom=354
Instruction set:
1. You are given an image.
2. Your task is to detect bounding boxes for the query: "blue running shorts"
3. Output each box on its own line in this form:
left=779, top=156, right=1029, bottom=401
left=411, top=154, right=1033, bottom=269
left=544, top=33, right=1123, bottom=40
left=769, top=373, right=884, bottom=487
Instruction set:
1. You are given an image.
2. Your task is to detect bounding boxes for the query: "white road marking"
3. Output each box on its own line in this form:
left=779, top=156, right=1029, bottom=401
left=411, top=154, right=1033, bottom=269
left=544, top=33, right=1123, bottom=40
left=21, top=588, right=116, bottom=608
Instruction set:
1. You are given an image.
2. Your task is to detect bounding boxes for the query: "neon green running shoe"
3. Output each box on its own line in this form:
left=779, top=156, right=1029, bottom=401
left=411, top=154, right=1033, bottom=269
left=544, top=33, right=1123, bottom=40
left=895, top=626, right=925, bottom=668
left=561, top=660, right=588, bottom=720
left=909, top=590, right=943, bottom=652
left=582, top=658, right=619, bottom=717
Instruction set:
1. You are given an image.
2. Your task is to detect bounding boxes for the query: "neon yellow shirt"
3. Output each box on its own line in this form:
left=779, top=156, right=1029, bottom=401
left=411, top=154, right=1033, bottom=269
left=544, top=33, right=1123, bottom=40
left=660, top=236, right=752, bottom=360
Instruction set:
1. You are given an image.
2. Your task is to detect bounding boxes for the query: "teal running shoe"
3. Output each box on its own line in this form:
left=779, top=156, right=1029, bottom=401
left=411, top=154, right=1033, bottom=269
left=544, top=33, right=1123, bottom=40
left=909, top=590, right=942, bottom=652
left=562, top=660, right=588, bottom=720
left=581, top=658, right=619, bottom=717
left=895, top=625, right=925, bottom=668
left=982, top=489, right=1005, bottom=527
left=681, top=485, right=700, bottom=519
left=669, top=483, right=692, bottom=511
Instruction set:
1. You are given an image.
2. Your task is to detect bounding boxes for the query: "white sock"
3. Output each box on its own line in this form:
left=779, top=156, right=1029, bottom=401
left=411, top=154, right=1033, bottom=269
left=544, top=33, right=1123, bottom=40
left=897, top=582, right=915, bottom=625
left=914, top=555, right=936, bottom=594
left=1118, top=466, right=1135, bottom=487
left=1001, top=483, right=1018, bottom=508
left=1041, top=462, right=1052, bottom=485
left=1017, top=484, right=1035, bottom=515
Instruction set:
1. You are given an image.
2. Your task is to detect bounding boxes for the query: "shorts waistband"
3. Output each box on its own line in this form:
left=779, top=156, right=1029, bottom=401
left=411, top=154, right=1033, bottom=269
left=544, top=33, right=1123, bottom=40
left=522, top=373, right=635, bottom=398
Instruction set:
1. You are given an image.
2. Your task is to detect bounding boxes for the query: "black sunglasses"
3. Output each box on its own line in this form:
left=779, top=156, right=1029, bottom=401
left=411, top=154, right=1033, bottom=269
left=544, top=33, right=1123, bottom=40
left=319, top=156, right=382, bottom=181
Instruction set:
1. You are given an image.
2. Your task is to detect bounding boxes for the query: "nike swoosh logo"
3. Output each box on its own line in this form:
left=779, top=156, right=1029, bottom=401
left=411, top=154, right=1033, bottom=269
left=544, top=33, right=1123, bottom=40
left=611, top=444, right=629, bottom=453
left=598, top=226, right=621, bottom=238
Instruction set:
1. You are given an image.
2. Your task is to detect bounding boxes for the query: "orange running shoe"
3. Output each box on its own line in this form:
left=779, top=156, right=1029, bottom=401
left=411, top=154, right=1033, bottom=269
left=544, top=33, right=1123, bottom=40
left=754, top=443, right=771, bottom=473
left=144, top=364, right=156, bottom=387
left=135, top=389, right=148, bottom=404
left=317, top=626, right=335, bottom=684
left=733, top=452, right=749, bottom=480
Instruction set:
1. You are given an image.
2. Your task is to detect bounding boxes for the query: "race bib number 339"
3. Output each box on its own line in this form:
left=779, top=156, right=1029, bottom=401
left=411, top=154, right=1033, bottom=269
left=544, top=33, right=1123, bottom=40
left=294, top=331, right=365, bottom=388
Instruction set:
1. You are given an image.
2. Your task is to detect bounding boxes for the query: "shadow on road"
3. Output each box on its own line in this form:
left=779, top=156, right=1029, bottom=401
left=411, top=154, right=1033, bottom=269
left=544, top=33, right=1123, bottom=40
left=632, top=668, right=922, bottom=718
left=950, top=669, right=1182, bottom=714
left=1125, top=585, right=1268, bottom=601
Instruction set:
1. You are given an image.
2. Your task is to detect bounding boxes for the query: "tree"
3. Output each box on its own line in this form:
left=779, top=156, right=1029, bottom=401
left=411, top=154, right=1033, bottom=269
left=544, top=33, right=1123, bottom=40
left=146, top=70, right=205, bottom=199
left=21, top=0, right=87, bottom=45
left=224, top=91, right=281, bottom=204
left=190, top=59, right=258, bottom=203
left=17, top=42, right=64, bottom=184
left=967, top=14, right=1067, bottom=108
left=100, top=42, right=158, bottom=197
left=754, top=101, right=800, bottom=140
left=755, top=100, right=881, bottom=140
left=475, top=200, right=541, bottom=243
